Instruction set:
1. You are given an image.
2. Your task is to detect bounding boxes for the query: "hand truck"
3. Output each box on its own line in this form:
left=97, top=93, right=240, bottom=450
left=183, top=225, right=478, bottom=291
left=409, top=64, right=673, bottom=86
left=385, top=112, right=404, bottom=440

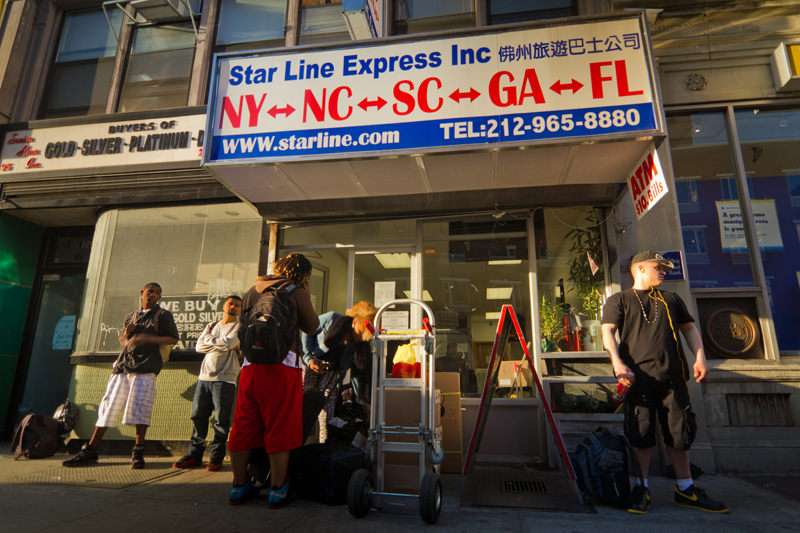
left=347, top=299, right=444, bottom=524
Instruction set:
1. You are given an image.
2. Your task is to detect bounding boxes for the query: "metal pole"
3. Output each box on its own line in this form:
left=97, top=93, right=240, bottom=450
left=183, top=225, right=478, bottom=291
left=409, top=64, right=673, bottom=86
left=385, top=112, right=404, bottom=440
left=725, top=106, right=780, bottom=360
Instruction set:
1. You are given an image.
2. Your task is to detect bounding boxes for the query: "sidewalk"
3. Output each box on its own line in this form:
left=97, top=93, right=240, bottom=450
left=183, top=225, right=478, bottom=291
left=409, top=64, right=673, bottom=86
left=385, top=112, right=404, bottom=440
left=1, top=452, right=798, bottom=532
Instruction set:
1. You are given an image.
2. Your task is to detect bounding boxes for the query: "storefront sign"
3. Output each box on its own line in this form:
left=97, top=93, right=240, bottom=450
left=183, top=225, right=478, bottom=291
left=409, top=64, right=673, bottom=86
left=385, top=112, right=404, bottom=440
left=160, top=295, right=224, bottom=351
left=206, top=16, right=658, bottom=163
left=660, top=250, right=685, bottom=281
left=0, top=114, right=206, bottom=175
left=627, top=144, right=668, bottom=220
left=716, top=199, right=784, bottom=251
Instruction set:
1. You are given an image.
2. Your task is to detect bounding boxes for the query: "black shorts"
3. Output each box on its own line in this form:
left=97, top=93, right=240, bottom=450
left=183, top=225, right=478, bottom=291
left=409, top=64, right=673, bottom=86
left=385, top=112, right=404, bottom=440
left=624, top=380, right=697, bottom=451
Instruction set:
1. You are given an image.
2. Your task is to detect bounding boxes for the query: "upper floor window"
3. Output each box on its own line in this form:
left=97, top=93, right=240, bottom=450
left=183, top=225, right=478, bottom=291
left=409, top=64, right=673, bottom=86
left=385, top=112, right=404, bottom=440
left=40, top=9, right=121, bottom=118
left=216, top=0, right=288, bottom=51
left=299, top=0, right=349, bottom=44
left=118, top=23, right=196, bottom=112
left=393, top=0, right=474, bottom=35
left=488, top=0, right=576, bottom=25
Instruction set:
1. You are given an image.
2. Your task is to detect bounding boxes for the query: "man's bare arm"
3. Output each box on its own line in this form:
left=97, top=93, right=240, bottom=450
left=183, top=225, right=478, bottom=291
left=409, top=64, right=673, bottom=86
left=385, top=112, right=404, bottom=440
left=602, top=323, right=634, bottom=386
left=680, top=322, right=708, bottom=382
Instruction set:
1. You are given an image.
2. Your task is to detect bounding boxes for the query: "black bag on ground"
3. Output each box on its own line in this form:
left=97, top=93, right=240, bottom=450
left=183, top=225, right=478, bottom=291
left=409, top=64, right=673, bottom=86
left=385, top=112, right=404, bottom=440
left=11, top=413, right=62, bottom=459
left=239, top=280, right=298, bottom=364
left=290, top=443, right=369, bottom=505
left=570, top=427, right=631, bottom=508
left=53, top=399, right=80, bottom=435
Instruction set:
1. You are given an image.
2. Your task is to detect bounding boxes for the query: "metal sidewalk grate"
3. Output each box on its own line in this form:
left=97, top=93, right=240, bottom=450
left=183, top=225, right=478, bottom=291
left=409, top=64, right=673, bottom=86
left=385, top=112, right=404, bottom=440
left=11, top=461, right=185, bottom=489
left=503, top=479, right=547, bottom=495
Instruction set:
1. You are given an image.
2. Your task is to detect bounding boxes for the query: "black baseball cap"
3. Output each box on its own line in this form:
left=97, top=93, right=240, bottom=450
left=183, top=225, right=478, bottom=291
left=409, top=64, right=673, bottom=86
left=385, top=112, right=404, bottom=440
left=631, top=250, right=674, bottom=270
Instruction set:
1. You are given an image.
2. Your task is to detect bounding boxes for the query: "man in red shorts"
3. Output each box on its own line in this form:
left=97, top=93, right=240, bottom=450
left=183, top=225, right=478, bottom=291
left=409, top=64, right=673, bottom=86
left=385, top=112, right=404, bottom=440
left=227, top=254, right=319, bottom=508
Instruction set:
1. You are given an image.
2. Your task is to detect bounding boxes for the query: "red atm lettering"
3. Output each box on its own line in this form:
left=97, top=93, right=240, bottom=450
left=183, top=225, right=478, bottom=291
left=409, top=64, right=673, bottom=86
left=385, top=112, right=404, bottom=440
left=629, top=153, right=658, bottom=198
left=303, top=87, right=353, bottom=122
left=219, top=94, right=267, bottom=128
left=590, top=60, right=644, bottom=99
left=488, top=69, right=545, bottom=107
left=392, top=77, right=443, bottom=115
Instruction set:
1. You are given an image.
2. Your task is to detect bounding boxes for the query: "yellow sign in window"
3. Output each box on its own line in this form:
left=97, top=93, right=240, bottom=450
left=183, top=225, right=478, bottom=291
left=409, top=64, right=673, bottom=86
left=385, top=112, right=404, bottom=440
left=789, top=44, right=800, bottom=76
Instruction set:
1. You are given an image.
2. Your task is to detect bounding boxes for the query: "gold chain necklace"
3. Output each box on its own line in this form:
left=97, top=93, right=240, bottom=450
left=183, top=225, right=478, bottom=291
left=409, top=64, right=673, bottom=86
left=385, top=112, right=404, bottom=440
left=633, top=288, right=659, bottom=324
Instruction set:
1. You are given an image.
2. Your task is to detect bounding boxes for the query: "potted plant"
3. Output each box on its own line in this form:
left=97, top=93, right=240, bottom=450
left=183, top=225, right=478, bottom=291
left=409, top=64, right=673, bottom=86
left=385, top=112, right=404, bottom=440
left=539, top=294, right=563, bottom=353
left=566, top=212, right=605, bottom=351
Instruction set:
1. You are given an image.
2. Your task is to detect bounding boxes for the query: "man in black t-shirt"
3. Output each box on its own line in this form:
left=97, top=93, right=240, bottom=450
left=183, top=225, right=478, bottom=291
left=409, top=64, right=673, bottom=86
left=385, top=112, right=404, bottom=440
left=63, top=282, right=178, bottom=469
left=602, top=251, right=728, bottom=514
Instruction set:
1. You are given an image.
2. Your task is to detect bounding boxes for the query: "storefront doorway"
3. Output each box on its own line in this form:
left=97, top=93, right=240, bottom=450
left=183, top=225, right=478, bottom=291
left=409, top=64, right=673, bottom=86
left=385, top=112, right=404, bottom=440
left=13, top=227, right=92, bottom=422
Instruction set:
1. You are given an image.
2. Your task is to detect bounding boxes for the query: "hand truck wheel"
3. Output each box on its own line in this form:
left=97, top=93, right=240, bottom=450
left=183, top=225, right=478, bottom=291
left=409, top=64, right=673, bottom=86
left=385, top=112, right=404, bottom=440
left=419, top=472, right=442, bottom=524
left=347, top=468, right=372, bottom=518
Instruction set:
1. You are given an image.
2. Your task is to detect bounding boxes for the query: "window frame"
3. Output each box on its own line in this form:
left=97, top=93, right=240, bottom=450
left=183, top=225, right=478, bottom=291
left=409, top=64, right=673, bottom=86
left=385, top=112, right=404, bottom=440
left=117, top=21, right=199, bottom=113
left=38, top=7, right=122, bottom=119
left=666, top=99, right=800, bottom=361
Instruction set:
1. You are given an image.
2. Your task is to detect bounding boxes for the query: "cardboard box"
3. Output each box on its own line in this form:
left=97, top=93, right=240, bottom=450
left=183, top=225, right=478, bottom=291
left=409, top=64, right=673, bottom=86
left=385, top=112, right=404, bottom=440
left=440, top=412, right=463, bottom=451
left=384, top=388, right=441, bottom=428
left=497, top=360, right=533, bottom=389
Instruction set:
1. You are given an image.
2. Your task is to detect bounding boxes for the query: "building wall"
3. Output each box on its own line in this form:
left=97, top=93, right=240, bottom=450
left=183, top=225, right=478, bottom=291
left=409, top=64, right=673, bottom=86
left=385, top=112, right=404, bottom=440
left=0, top=212, right=42, bottom=431
left=644, top=2, right=800, bottom=473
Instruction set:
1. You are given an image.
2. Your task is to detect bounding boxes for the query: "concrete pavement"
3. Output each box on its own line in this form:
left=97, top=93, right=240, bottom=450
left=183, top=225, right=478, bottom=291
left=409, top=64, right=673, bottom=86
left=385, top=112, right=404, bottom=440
left=0, top=452, right=798, bottom=532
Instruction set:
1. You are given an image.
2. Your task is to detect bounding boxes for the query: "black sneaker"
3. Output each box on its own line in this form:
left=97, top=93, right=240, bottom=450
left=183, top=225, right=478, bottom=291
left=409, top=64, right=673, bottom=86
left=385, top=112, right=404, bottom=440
left=626, top=485, right=651, bottom=514
left=131, top=445, right=145, bottom=470
left=63, top=446, right=98, bottom=467
left=674, top=485, right=729, bottom=513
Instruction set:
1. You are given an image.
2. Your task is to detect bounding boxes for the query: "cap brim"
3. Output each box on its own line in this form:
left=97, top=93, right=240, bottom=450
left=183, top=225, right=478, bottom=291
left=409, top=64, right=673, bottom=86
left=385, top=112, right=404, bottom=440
left=656, top=259, right=675, bottom=270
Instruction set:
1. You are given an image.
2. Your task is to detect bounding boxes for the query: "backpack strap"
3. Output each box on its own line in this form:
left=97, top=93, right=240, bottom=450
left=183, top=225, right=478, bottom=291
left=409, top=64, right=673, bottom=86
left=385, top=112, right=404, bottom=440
left=11, top=414, right=32, bottom=460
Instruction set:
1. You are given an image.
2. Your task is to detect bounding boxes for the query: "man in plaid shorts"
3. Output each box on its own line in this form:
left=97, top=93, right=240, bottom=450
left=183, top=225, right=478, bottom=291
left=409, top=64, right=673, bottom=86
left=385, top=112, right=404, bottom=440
left=63, top=282, right=178, bottom=469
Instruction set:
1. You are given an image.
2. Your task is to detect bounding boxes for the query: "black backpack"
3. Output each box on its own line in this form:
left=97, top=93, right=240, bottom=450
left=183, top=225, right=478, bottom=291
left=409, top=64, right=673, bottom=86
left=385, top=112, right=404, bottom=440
left=571, top=427, right=631, bottom=508
left=11, top=413, right=62, bottom=460
left=239, top=280, right=298, bottom=364
left=290, top=444, right=369, bottom=505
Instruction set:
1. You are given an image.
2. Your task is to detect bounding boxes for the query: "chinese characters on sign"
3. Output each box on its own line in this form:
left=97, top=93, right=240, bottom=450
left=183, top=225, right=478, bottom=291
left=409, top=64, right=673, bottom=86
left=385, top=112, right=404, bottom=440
left=207, top=17, right=658, bottom=163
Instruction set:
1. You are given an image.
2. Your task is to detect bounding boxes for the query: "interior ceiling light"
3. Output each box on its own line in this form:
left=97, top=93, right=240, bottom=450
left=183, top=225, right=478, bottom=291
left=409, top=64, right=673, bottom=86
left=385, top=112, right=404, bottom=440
left=375, top=253, right=411, bottom=269
left=402, top=290, right=433, bottom=302
left=488, top=259, right=522, bottom=266
left=485, top=312, right=501, bottom=320
left=486, top=287, right=513, bottom=300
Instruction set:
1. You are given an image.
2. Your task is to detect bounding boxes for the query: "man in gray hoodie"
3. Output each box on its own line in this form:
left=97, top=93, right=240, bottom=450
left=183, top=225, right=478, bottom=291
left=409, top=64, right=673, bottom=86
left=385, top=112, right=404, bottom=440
left=174, top=295, right=242, bottom=471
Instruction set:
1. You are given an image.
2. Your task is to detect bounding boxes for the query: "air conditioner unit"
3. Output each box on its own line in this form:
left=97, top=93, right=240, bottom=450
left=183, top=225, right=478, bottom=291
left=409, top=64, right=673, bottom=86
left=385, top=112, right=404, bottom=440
left=130, top=0, right=194, bottom=22
left=103, top=0, right=199, bottom=40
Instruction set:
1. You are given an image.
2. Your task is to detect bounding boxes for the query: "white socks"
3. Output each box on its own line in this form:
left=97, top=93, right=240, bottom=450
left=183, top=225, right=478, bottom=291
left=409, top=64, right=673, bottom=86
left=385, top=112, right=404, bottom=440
left=631, top=477, right=649, bottom=488
left=676, top=478, right=694, bottom=491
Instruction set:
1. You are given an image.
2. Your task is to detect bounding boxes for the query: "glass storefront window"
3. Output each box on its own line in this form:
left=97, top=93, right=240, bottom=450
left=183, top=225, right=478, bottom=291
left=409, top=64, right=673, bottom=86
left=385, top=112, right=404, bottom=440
left=422, top=216, right=531, bottom=398
left=393, top=0, right=474, bottom=35
left=118, top=23, right=196, bottom=112
left=536, top=207, right=605, bottom=353
left=280, top=219, right=416, bottom=248
left=299, top=0, right=350, bottom=45
left=669, top=113, right=755, bottom=287
left=488, top=0, right=576, bottom=24
left=735, top=108, right=800, bottom=353
left=39, top=9, right=121, bottom=118
left=215, top=0, right=287, bottom=50
left=536, top=207, right=613, bottom=413
left=75, top=204, right=261, bottom=354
